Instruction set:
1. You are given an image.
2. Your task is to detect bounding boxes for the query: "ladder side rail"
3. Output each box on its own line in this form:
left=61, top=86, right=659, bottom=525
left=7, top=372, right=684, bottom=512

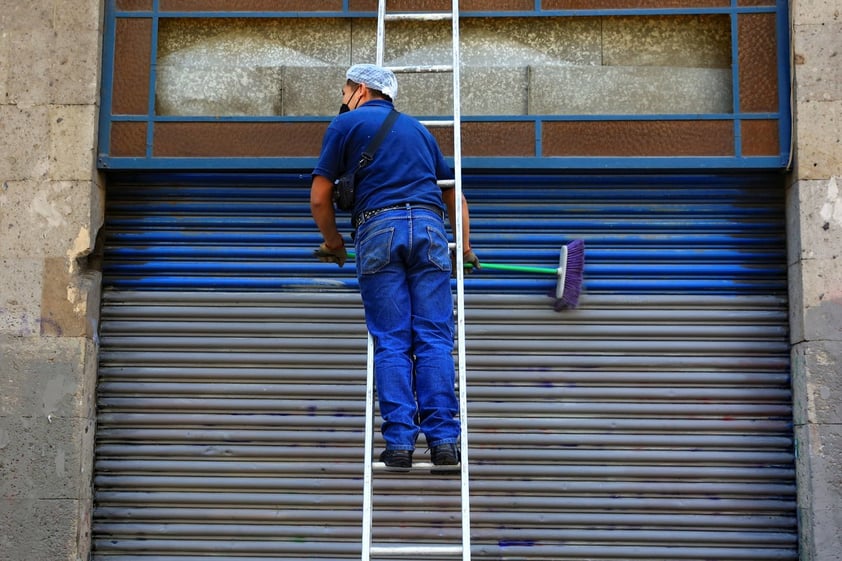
left=375, top=0, right=386, bottom=66
left=450, top=3, right=472, bottom=560
left=364, top=2, right=386, bottom=558
left=361, top=334, right=376, bottom=561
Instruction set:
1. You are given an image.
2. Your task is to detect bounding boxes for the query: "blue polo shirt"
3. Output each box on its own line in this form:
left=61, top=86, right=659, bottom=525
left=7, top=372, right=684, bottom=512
left=312, top=99, right=453, bottom=218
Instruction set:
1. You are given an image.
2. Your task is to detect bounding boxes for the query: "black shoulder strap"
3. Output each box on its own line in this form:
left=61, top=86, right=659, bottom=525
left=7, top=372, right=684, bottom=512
left=357, top=109, right=400, bottom=169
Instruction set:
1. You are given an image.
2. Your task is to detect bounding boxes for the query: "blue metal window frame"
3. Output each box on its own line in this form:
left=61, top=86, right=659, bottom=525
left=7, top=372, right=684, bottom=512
left=98, top=0, right=791, bottom=171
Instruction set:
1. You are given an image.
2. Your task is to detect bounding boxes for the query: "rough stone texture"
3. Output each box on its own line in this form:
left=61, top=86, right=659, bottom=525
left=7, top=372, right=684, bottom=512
left=793, top=22, right=842, bottom=103
left=793, top=19, right=842, bottom=180
left=0, top=180, right=101, bottom=259
left=49, top=105, right=99, bottom=181
left=0, top=337, right=97, bottom=561
left=791, top=340, right=842, bottom=425
left=790, top=1, right=842, bottom=559
left=792, top=0, right=842, bottom=25
left=793, top=424, right=842, bottom=561
left=0, top=499, right=91, bottom=561
left=786, top=177, right=842, bottom=263
left=0, top=258, right=44, bottom=337
left=0, top=29, right=8, bottom=101
left=0, top=105, right=51, bottom=180
left=0, top=2, right=102, bottom=561
left=788, top=258, right=842, bottom=344
left=794, top=100, right=842, bottom=181
left=0, top=415, right=95, bottom=499
left=785, top=176, right=842, bottom=345
left=51, top=0, right=104, bottom=106
left=1, top=0, right=102, bottom=105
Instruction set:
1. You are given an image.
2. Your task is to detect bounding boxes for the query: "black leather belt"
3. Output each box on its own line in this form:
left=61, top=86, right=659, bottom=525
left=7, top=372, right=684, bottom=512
left=353, top=203, right=444, bottom=229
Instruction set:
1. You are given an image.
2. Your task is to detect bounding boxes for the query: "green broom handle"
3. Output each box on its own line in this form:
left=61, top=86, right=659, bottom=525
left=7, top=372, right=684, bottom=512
left=469, top=262, right=558, bottom=275
left=344, top=250, right=557, bottom=275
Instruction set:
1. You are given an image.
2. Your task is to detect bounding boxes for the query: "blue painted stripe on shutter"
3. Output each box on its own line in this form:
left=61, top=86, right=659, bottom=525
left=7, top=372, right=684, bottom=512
left=103, top=173, right=786, bottom=296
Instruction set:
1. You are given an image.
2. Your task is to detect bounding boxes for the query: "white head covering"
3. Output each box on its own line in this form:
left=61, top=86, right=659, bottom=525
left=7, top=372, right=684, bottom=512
left=346, top=63, right=398, bottom=100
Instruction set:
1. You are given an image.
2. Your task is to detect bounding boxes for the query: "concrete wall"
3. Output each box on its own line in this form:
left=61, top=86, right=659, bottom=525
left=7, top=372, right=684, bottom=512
left=789, top=1, right=842, bottom=559
left=0, top=1, right=103, bottom=561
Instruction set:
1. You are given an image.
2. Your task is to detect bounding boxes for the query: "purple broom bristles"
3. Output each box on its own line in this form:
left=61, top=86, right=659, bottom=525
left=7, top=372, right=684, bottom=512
left=553, top=239, right=585, bottom=311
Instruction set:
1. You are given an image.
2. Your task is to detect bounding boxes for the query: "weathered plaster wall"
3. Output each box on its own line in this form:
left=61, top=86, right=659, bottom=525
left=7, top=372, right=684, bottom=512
left=0, top=1, right=103, bottom=560
left=788, top=0, right=842, bottom=559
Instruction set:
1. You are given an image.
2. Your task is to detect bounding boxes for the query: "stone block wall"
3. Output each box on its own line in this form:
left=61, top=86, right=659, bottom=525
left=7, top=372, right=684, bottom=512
left=0, top=1, right=104, bottom=561
left=788, top=0, right=842, bottom=559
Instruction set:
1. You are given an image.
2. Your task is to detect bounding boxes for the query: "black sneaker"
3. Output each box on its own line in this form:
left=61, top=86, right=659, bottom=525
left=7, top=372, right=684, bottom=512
left=379, top=449, right=412, bottom=470
left=430, top=443, right=460, bottom=466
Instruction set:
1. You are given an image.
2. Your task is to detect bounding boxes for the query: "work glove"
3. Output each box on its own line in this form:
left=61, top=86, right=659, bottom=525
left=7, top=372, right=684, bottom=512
left=464, top=248, right=480, bottom=271
left=314, top=240, right=347, bottom=267
left=452, top=248, right=480, bottom=277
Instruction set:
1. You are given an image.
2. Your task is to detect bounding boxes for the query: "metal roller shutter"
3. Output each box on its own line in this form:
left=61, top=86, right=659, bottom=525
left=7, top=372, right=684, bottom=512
left=93, top=173, right=796, bottom=560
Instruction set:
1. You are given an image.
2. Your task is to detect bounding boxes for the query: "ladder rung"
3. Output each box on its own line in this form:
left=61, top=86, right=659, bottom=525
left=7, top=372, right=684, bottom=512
left=385, top=12, right=453, bottom=22
left=372, top=461, right=460, bottom=473
left=370, top=545, right=463, bottom=556
left=387, top=64, right=453, bottom=74
left=421, top=119, right=455, bottom=128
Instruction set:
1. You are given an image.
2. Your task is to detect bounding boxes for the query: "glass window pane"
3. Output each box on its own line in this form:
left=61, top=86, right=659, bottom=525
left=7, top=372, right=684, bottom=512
left=155, top=15, right=732, bottom=117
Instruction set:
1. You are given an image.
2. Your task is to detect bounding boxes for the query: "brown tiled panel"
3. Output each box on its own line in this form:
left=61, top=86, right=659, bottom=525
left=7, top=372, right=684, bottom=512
left=426, top=122, right=535, bottom=157
left=738, top=0, right=775, bottom=5
left=741, top=119, right=780, bottom=156
left=462, top=0, right=534, bottom=9
left=463, top=122, right=535, bottom=157
left=110, top=122, right=148, bottom=157
left=116, top=0, right=152, bottom=10
left=153, top=122, right=329, bottom=157
left=738, top=13, right=779, bottom=113
left=160, top=0, right=342, bottom=10
left=150, top=121, right=535, bottom=159
left=543, top=0, right=729, bottom=8
left=112, top=18, right=152, bottom=115
left=350, top=0, right=533, bottom=11
left=429, top=128, right=454, bottom=157
left=542, top=120, right=734, bottom=157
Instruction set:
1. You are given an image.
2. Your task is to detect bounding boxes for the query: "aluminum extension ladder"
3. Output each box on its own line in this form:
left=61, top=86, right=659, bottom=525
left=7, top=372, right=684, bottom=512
left=361, top=1, right=471, bottom=559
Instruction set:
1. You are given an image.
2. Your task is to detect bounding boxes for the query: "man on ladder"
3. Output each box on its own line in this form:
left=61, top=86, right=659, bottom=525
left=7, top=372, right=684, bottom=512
left=310, top=63, right=477, bottom=467
left=311, top=2, right=473, bottom=558
left=310, top=62, right=475, bottom=559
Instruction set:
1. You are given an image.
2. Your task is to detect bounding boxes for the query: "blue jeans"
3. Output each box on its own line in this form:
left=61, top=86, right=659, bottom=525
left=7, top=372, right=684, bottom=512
left=355, top=205, right=460, bottom=451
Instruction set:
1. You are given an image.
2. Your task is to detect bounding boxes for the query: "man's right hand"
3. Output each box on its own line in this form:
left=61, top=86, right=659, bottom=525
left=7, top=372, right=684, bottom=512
left=314, top=240, right=347, bottom=267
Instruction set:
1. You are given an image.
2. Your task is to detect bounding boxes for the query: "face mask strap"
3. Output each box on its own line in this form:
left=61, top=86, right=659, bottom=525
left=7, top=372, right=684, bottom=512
left=339, top=85, right=362, bottom=114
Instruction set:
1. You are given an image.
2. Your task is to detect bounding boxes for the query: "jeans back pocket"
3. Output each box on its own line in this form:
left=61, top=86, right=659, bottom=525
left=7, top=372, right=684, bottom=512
left=357, top=225, right=395, bottom=275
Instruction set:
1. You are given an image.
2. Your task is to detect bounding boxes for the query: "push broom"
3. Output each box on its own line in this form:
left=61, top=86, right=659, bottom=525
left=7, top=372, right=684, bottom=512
left=466, top=239, right=585, bottom=311
left=319, top=239, right=585, bottom=311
